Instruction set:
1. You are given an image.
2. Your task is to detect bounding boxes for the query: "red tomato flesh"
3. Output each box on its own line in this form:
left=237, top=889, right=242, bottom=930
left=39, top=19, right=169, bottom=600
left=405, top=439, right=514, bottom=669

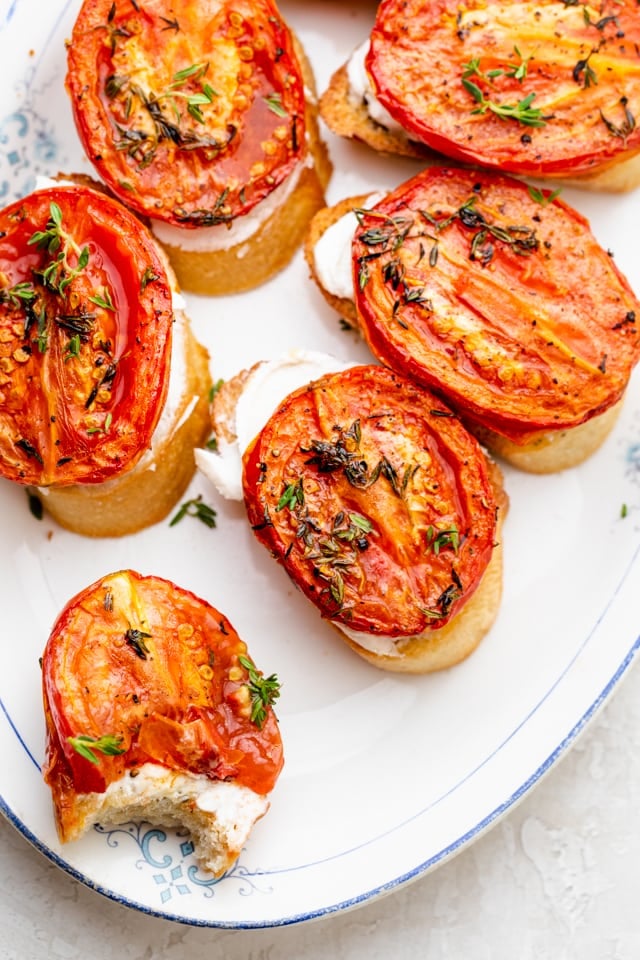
left=66, top=0, right=307, bottom=226
left=352, top=167, right=640, bottom=442
left=0, top=185, right=173, bottom=486
left=368, top=0, right=640, bottom=178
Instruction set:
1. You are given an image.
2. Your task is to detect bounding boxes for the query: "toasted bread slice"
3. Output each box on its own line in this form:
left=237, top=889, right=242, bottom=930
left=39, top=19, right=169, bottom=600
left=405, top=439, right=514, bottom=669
left=305, top=191, right=628, bottom=474
left=320, top=55, right=640, bottom=193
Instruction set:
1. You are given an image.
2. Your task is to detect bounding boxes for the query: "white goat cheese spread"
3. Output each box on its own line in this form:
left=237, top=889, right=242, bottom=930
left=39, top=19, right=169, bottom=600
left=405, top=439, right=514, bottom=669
left=312, top=192, right=386, bottom=299
left=346, top=40, right=408, bottom=137
left=150, top=156, right=308, bottom=253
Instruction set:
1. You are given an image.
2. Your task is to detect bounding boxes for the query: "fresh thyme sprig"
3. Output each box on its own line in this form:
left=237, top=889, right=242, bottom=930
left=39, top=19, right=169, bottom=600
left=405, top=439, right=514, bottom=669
left=28, top=201, right=90, bottom=295
left=158, top=62, right=218, bottom=124
left=169, top=494, right=217, bottom=528
left=527, top=185, right=562, bottom=206
left=0, top=280, right=37, bottom=308
left=238, top=655, right=281, bottom=729
left=67, top=733, right=125, bottom=764
left=276, top=477, right=305, bottom=511
left=426, top=523, right=460, bottom=555
left=88, top=287, right=115, bottom=311
left=462, top=46, right=532, bottom=84
left=263, top=92, right=287, bottom=117
left=108, top=59, right=224, bottom=167
left=462, top=80, right=548, bottom=127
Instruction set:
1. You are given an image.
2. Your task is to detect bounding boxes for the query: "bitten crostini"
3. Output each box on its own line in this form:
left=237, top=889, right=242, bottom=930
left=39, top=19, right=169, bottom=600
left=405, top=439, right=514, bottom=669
left=42, top=569, right=283, bottom=877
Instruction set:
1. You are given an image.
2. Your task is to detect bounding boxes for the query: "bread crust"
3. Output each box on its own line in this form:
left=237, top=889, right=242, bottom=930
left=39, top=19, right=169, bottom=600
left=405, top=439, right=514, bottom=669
left=42, top=314, right=212, bottom=537
left=466, top=400, right=623, bottom=474
left=334, top=459, right=508, bottom=673
left=159, top=35, right=332, bottom=295
left=319, top=64, right=434, bottom=161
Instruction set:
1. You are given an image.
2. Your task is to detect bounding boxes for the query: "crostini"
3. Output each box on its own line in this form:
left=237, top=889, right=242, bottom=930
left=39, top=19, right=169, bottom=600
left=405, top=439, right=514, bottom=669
left=305, top=167, right=640, bottom=473
left=320, top=0, right=640, bottom=191
left=0, top=181, right=211, bottom=536
left=42, top=570, right=283, bottom=877
left=197, top=355, right=507, bottom=674
left=66, top=0, right=332, bottom=294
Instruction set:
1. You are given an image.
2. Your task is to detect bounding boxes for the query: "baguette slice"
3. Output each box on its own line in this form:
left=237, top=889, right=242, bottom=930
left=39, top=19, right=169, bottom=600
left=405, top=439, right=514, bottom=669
left=42, top=570, right=284, bottom=877
left=304, top=173, right=639, bottom=474
left=200, top=357, right=508, bottom=674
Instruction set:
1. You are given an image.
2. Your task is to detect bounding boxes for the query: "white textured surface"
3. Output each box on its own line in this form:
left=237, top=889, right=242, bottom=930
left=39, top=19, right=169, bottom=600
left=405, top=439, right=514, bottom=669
left=2, top=660, right=640, bottom=958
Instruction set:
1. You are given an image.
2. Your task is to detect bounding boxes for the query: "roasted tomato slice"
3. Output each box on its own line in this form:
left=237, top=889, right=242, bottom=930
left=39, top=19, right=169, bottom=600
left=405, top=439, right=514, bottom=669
left=352, top=167, right=640, bottom=442
left=243, top=365, right=497, bottom=637
left=367, top=0, right=640, bottom=178
left=0, top=185, right=173, bottom=486
left=66, top=0, right=306, bottom=227
left=42, top=569, right=283, bottom=823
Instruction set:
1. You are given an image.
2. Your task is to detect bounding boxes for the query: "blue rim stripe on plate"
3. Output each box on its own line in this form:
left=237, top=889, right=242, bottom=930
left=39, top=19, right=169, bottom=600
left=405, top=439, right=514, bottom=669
left=2, top=633, right=639, bottom=929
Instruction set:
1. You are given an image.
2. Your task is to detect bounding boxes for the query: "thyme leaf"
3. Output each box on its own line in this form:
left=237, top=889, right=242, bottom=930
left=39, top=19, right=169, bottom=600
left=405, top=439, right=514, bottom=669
left=125, top=628, right=152, bottom=660
left=238, top=655, right=281, bottom=728
left=68, top=733, right=125, bottom=764
left=462, top=79, right=549, bottom=127
left=28, top=202, right=90, bottom=295
left=276, top=477, right=305, bottom=511
left=263, top=92, right=287, bottom=117
left=169, top=494, right=217, bottom=528
left=426, top=523, right=460, bottom=555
